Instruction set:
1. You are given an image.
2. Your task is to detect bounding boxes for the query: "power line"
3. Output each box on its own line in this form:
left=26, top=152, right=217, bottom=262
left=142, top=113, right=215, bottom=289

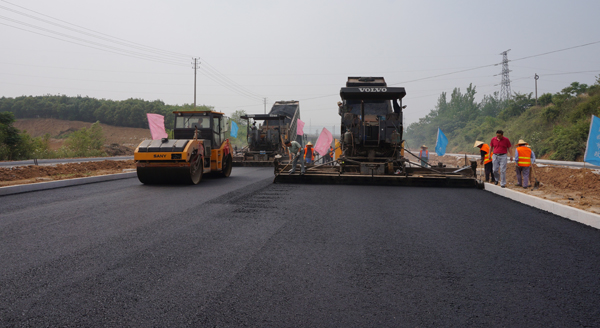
left=0, top=61, right=193, bottom=75
left=196, top=59, right=264, bottom=100
left=510, top=41, right=600, bottom=62
left=0, top=0, right=266, bottom=101
left=0, top=16, right=189, bottom=67
left=0, top=21, right=189, bottom=67
left=2, top=72, right=189, bottom=86
left=544, top=70, right=600, bottom=76
left=388, top=63, right=499, bottom=86
left=0, top=1, right=191, bottom=60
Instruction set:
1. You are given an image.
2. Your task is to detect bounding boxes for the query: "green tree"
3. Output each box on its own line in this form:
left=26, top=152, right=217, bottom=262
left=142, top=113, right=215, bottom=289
left=549, top=120, right=589, bottom=161
left=0, top=112, right=23, bottom=160
left=538, top=93, right=553, bottom=107
left=480, top=92, right=504, bottom=117
left=499, top=92, right=534, bottom=120
left=561, top=82, right=589, bottom=97
left=64, top=121, right=106, bottom=157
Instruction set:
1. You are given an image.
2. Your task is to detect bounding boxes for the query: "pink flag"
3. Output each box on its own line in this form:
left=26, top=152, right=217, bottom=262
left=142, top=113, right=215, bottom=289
left=314, top=128, right=333, bottom=157
left=297, top=119, right=305, bottom=136
left=147, top=113, right=168, bottom=140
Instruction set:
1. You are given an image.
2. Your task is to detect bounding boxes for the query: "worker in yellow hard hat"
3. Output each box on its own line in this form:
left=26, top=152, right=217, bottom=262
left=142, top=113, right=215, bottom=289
left=474, top=140, right=495, bottom=183
left=419, top=145, right=429, bottom=167
left=514, top=139, right=535, bottom=188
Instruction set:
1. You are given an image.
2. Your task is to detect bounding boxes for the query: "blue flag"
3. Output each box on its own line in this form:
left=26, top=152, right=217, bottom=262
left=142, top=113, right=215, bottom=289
left=230, top=121, right=239, bottom=138
left=435, top=128, right=448, bottom=156
left=584, top=115, right=600, bottom=166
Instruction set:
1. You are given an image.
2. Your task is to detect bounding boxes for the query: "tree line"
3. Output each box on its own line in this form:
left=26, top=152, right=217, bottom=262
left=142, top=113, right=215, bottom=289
left=405, top=78, right=600, bottom=161
left=0, top=95, right=213, bottom=129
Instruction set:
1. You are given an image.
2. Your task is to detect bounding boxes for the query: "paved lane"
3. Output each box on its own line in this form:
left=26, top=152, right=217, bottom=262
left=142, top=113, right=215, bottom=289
left=1, top=170, right=599, bottom=327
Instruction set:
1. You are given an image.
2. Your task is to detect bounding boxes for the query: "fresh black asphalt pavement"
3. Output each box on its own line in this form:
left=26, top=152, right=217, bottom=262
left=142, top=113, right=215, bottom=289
left=1, top=167, right=599, bottom=327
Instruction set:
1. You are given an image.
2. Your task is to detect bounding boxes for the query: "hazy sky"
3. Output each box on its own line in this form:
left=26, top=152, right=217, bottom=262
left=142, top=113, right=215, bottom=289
left=1, top=0, right=599, bottom=130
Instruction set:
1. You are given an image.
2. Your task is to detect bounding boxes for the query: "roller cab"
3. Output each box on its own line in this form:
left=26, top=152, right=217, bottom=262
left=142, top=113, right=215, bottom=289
left=135, top=110, right=232, bottom=184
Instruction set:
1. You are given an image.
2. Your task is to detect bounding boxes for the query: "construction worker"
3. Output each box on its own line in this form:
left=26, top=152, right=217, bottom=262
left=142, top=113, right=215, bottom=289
left=327, top=145, right=334, bottom=165
left=304, top=142, right=315, bottom=164
left=419, top=145, right=429, bottom=167
left=514, top=139, right=535, bottom=188
left=474, top=140, right=495, bottom=183
left=285, top=139, right=305, bottom=175
left=490, top=129, right=513, bottom=188
left=248, top=122, right=257, bottom=146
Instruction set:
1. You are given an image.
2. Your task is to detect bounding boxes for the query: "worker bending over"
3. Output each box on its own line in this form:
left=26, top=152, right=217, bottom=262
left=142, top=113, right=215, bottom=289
left=474, top=140, right=495, bottom=183
left=285, top=139, right=305, bottom=175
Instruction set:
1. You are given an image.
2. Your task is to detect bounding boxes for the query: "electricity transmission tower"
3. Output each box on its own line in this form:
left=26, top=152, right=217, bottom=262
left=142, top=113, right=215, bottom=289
left=499, top=49, right=512, bottom=101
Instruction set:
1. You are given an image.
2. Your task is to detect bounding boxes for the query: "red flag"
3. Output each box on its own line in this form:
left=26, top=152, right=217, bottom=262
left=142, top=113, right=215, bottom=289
left=314, top=128, right=333, bottom=157
left=147, top=113, right=168, bottom=140
left=297, top=119, right=305, bottom=136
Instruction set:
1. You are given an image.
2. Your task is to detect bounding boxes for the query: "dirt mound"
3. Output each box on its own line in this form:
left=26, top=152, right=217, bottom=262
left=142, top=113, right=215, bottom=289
left=504, top=163, right=600, bottom=214
left=104, top=144, right=134, bottom=156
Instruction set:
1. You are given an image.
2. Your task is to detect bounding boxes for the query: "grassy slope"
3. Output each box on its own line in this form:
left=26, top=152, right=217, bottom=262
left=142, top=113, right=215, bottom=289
left=407, top=86, right=600, bottom=160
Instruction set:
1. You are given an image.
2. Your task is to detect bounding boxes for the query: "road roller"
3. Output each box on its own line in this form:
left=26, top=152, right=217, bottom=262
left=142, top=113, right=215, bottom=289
left=134, top=110, right=233, bottom=184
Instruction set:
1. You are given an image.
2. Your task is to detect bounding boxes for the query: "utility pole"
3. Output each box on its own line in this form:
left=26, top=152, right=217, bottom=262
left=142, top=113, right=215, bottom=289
left=263, top=98, right=267, bottom=114
left=535, top=73, right=539, bottom=106
left=192, top=58, right=199, bottom=107
left=499, top=49, right=512, bottom=101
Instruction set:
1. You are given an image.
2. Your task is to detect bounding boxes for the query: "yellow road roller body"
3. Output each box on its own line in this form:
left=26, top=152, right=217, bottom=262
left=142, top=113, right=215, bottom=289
left=134, top=111, right=233, bottom=184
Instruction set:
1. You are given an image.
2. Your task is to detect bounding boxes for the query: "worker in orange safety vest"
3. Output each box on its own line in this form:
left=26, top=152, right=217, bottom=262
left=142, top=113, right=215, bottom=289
left=474, top=140, right=496, bottom=183
left=328, top=146, right=334, bottom=165
left=514, top=139, right=535, bottom=188
left=304, top=142, right=315, bottom=164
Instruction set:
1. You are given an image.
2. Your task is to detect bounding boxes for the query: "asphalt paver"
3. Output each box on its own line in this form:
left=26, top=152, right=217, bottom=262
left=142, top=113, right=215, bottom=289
left=1, top=168, right=599, bottom=327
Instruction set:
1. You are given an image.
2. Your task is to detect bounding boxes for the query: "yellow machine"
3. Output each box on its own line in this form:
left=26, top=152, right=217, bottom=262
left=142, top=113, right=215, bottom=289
left=134, top=111, right=233, bottom=184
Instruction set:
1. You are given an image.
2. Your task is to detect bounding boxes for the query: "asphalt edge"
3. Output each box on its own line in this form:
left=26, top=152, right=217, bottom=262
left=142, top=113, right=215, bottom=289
left=0, top=172, right=137, bottom=196
left=484, top=183, right=600, bottom=230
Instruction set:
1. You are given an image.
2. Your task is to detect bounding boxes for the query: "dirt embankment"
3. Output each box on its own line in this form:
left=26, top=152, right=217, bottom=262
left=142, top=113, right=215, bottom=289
left=14, top=118, right=151, bottom=153
left=407, top=152, right=600, bottom=214
left=0, top=160, right=136, bottom=187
